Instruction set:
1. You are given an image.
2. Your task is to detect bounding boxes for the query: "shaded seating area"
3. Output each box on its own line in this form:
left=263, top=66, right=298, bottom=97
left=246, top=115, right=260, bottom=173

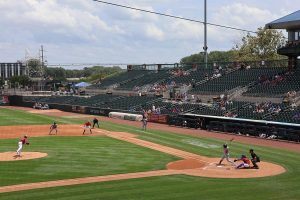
left=191, top=67, right=285, bottom=94
left=116, top=70, right=171, bottom=90
left=243, top=67, right=300, bottom=97
left=88, top=70, right=149, bottom=89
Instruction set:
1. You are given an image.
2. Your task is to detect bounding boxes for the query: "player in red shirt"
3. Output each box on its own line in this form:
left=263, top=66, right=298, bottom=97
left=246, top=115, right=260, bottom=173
left=16, top=135, right=29, bottom=156
left=234, top=155, right=251, bottom=169
left=83, top=121, right=92, bottom=134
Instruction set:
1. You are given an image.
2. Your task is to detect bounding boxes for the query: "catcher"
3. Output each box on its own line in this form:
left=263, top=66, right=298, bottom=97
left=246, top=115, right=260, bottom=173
left=234, top=155, right=251, bottom=169
left=16, top=135, right=29, bottom=157
left=49, top=122, right=58, bottom=135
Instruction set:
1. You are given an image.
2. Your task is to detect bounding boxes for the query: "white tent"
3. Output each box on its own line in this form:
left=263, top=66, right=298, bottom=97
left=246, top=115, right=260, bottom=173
left=74, top=82, right=91, bottom=88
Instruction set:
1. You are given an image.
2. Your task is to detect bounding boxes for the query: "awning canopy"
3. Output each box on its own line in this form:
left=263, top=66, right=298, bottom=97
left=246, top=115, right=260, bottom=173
left=265, top=10, right=300, bottom=30
left=74, top=82, right=91, bottom=87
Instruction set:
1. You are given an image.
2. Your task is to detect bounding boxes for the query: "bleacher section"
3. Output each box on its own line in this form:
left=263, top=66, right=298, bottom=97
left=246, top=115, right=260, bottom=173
left=264, top=107, right=300, bottom=124
left=88, top=70, right=148, bottom=89
left=243, top=67, right=300, bottom=97
left=137, top=100, right=201, bottom=115
left=23, top=94, right=122, bottom=107
left=167, top=68, right=214, bottom=85
left=23, top=93, right=300, bottom=124
left=17, top=60, right=300, bottom=142
left=104, top=96, right=157, bottom=110
left=22, top=59, right=300, bottom=126
left=116, top=70, right=171, bottom=90
left=191, top=67, right=285, bottom=94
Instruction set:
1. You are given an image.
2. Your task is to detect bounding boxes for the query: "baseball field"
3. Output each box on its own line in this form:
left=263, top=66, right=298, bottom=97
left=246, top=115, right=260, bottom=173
left=0, top=106, right=299, bottom=200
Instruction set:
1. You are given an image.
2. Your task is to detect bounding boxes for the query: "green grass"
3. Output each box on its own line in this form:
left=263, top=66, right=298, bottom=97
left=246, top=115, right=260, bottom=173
left=0, top=108, right=300, bottom=200
left=0, top=108, right=81, bottom=126
left=0, top=136, right=178, bottom=186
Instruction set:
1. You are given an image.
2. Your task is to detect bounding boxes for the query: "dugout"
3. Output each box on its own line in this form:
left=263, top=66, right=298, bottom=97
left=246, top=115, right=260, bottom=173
left=172, top=113, right=300, bottom=142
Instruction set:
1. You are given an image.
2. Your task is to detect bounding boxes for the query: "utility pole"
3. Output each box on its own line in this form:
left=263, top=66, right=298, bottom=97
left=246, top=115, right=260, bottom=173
left=40, top=45, right=44, bottom=68
left=203, top=0, right=208, bottom=68
left=39, top=45, right=45, bottom=91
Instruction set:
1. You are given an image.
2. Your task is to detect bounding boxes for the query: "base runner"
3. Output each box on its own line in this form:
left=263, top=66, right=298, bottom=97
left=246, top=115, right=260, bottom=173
left=83, top=121, right=92, bottom=134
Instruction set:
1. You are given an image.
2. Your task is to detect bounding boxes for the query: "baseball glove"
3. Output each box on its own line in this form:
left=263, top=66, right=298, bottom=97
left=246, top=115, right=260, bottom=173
left=234, top=159, right=237, bottom=162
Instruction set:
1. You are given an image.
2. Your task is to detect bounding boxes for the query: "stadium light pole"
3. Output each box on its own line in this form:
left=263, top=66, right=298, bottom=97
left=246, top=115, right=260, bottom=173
left=203, top=0, right=208, bottom=68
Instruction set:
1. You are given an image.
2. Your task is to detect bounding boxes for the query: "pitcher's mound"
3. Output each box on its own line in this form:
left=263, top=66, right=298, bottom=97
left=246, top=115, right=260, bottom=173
left=0, top=152, right=48, bottom=161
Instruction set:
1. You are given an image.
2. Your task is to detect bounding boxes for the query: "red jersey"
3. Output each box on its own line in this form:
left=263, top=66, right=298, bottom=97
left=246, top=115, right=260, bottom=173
left=241, top=157, right=251, bottom=164
left=20, top=138, right=27, bottom=144
left=85, top=122, right=91, bottom=126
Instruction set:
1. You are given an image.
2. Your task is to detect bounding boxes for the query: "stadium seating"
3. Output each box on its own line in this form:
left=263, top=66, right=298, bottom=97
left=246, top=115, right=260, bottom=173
left=88, top=70, right=148, bottom=89
left=116, top=70, right=171, bottom=90
left=191, top=67, right=285, bottom=94
left=243, top=67, right=300, bottom=97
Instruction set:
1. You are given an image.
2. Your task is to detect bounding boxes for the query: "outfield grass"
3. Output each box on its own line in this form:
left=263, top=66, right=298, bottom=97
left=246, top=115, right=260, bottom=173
left=0, top=108, right=300, bottom=200
left=0, top=136, right=178, bottom=186
left=0, top=108, right=81, bottom=126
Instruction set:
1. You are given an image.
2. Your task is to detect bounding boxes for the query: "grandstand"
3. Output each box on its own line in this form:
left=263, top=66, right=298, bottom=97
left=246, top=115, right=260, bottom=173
left=22, top=60, right=298, bottom=115
left=16, top=57, right=299, bottom=142
left=243, top=67, right=300, bottom=97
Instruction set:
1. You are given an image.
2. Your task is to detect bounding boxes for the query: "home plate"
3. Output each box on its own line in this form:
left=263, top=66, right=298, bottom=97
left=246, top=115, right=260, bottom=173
left=217, top=165, right=223, bottom=168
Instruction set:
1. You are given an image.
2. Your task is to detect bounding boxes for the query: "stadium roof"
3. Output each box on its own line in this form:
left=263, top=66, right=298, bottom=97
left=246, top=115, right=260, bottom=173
left=266, top=10, right=300, bottom=29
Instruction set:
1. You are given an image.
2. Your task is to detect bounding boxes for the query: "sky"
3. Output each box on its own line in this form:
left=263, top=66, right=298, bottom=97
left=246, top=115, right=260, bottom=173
left=0, top=0, right=296, bottom=68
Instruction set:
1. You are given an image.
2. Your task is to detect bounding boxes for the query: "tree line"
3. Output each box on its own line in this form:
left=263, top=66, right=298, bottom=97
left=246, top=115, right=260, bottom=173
left=45, top=65, right=124, bottom=82
left=180, top=27, right=286, bottom=64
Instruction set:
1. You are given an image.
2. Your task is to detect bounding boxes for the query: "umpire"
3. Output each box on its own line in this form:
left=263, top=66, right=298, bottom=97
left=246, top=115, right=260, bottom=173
left=92, top=117, right=100, bottom=128
left=249, top=149, right=260, bottom=169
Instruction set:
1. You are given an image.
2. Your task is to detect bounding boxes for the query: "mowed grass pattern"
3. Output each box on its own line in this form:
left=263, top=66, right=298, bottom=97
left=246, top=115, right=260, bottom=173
left=1, top=174, right=299, bottom=200
left=0, top=107, right=300, bottom=200
left=0, top=108, right=81, bottom=126
left=0, top=136, right=178, bottom=186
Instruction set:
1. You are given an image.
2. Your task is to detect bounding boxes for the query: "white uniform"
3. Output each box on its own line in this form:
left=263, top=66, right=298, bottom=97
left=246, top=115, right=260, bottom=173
left=16, top=141, right=23, bottom=156
left=219, top=146, right=234, bottom=165
left=16, top=137, right=27, bottom=156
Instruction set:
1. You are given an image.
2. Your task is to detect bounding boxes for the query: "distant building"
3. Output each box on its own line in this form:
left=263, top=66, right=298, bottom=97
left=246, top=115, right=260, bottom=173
left=0, top=62, right=27, bottom=79
left=266, top=10, right=300, bottom=69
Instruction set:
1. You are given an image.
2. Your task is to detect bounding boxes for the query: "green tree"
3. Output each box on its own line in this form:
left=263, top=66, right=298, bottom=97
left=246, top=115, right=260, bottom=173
left=234, top=27, right=286, bottom=61
left=27, top=58, right=44, bottom=77
left=9, top=75, right=31, bottom=88
left=180, top=50, right=237, bottom=64
left=45, top=67, right=67, bottom=81
left=0, top=78, right=4, bottom=88
left=45, top=66, right=123, bottom=82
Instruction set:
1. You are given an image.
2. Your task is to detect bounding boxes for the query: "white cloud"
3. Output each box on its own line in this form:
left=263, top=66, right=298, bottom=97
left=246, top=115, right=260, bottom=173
left=0, top=0, right=297, bottom=64
left=145, top=24, right=165, bottom=41
left=212, top=3, right=279, bottom=30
